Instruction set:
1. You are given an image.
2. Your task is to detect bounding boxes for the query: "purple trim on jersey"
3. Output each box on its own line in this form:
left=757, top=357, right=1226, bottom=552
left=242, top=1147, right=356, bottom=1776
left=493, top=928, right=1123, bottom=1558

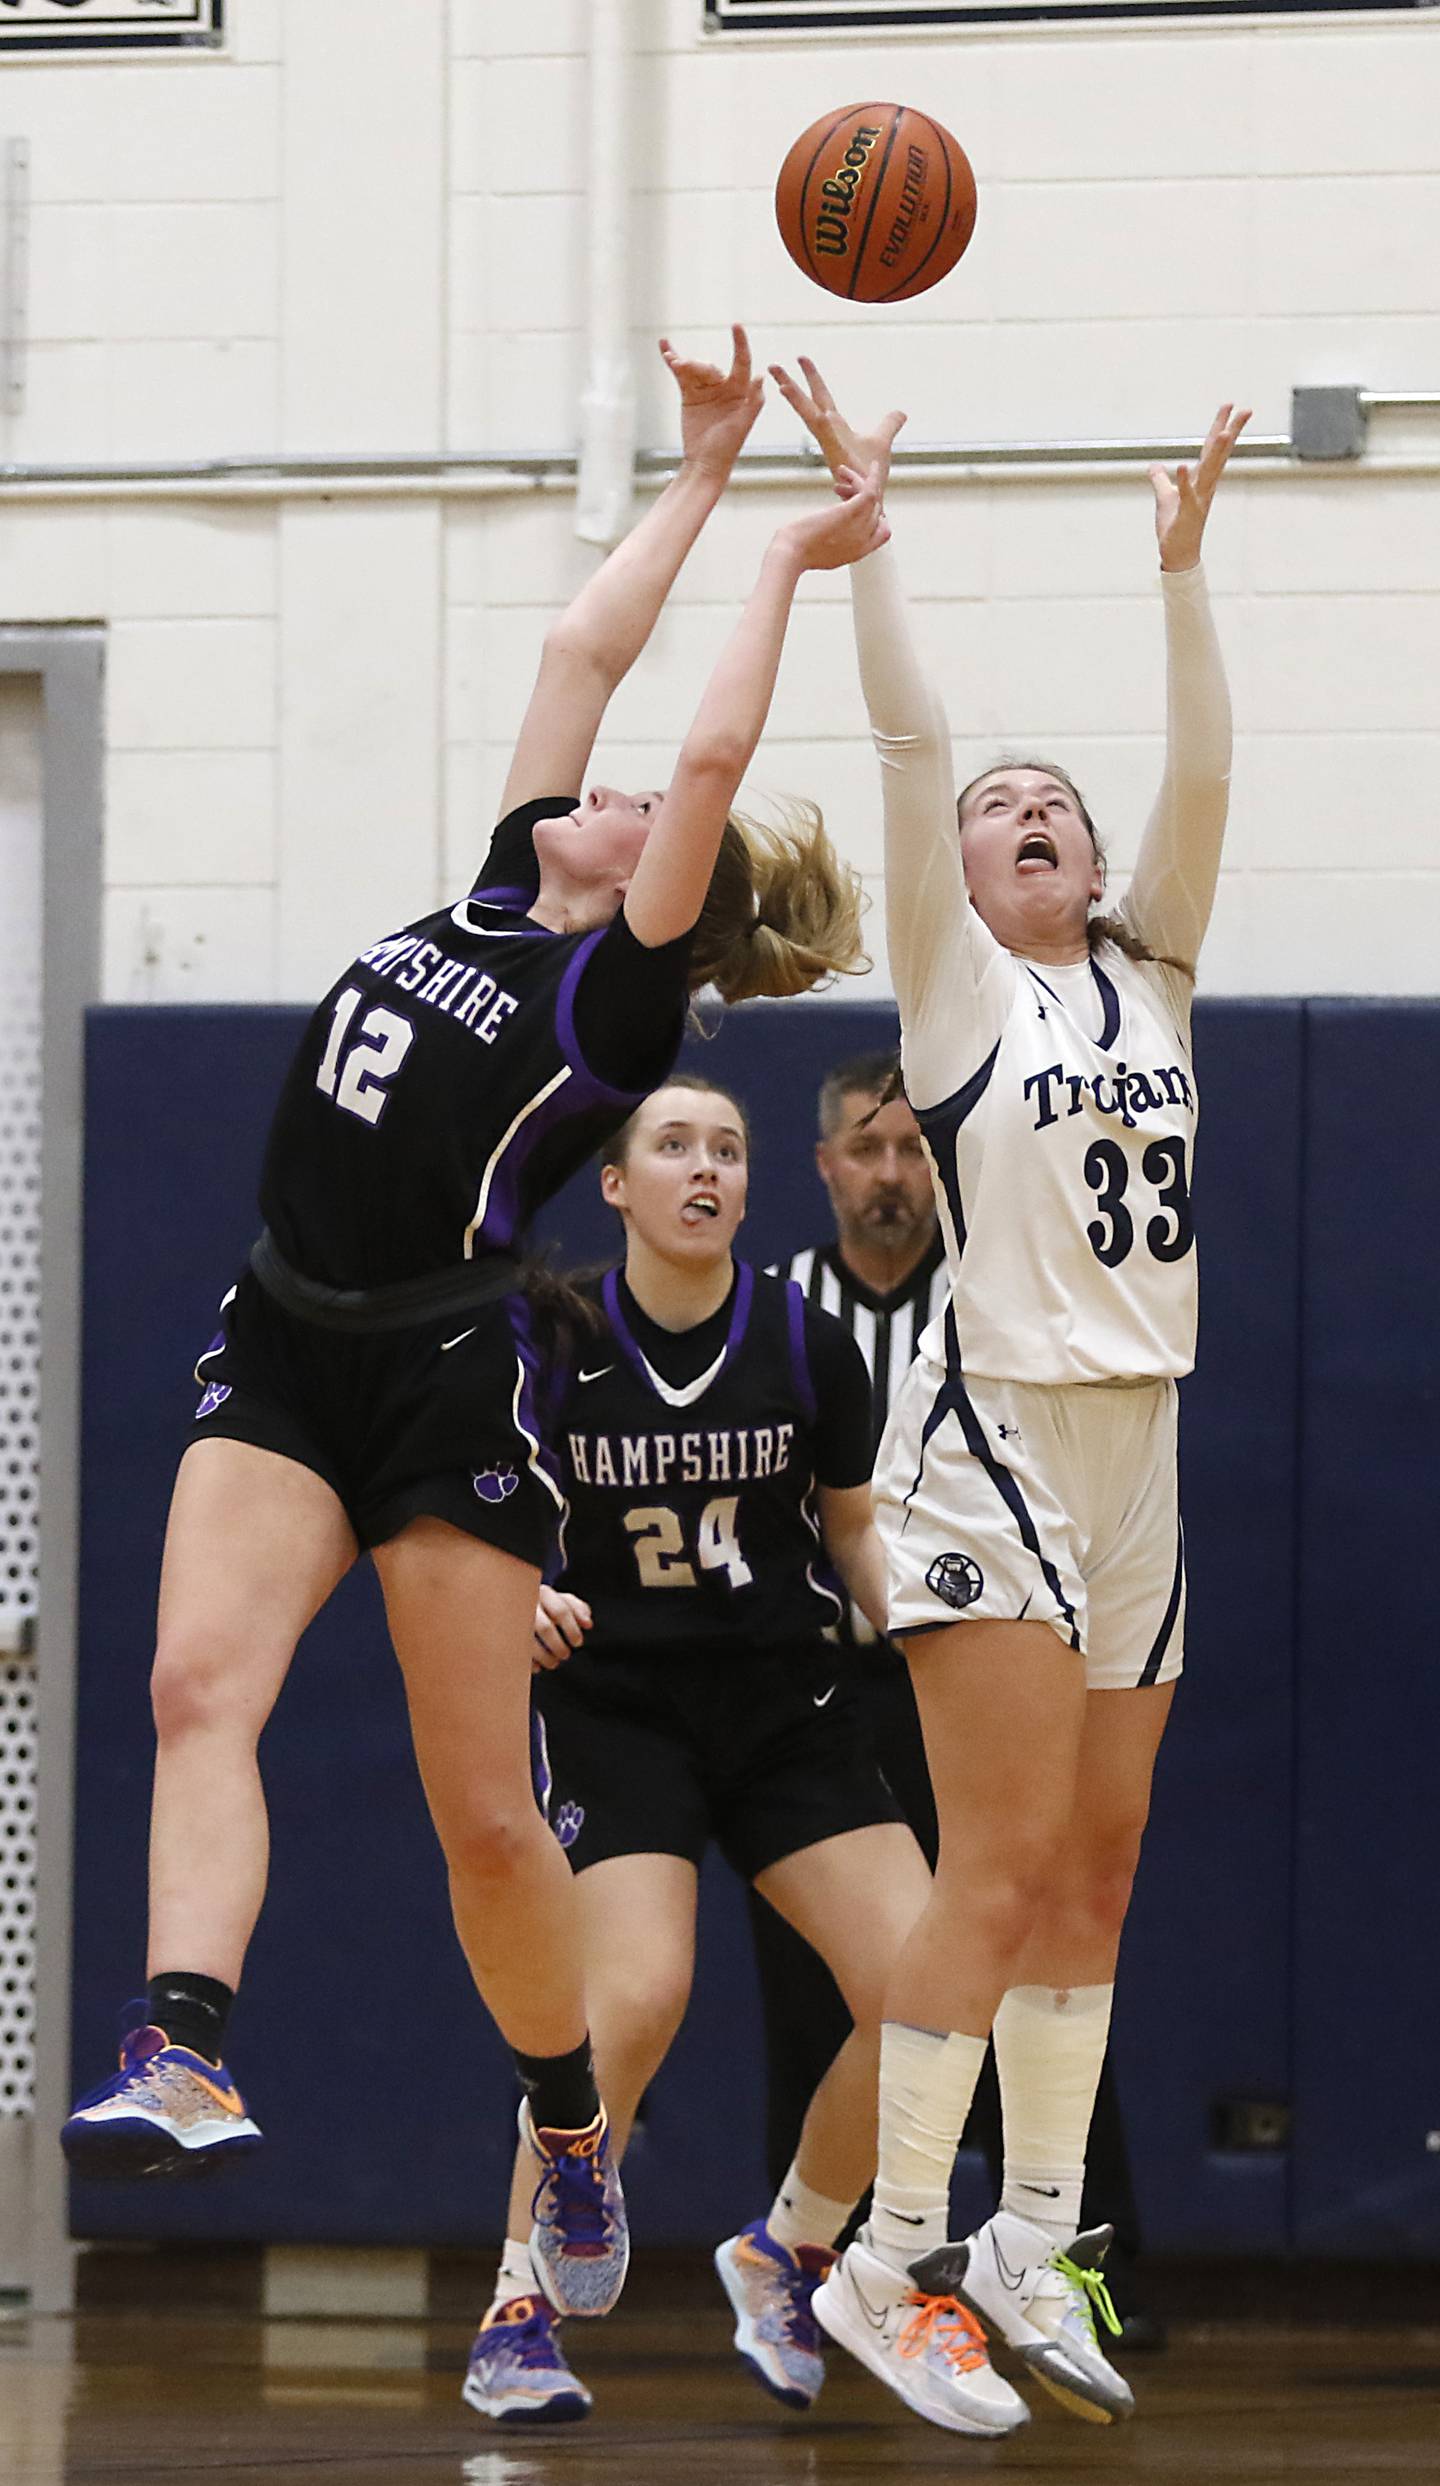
left=783, top=1279, right=817, bottom=1426
left=506, top=1291, right=564, bottom=1513
left=531, top=1706, right=554, bottom=1816
left=471, top=1068, right=607, bottom=1253
left=726, top=1259, right=755, bottom=1359
left=555, top=930, right=657, bottom=1107
left=470, top=933, right=657, bottom=1251
left=601, top=1259, right=753, bottom=1401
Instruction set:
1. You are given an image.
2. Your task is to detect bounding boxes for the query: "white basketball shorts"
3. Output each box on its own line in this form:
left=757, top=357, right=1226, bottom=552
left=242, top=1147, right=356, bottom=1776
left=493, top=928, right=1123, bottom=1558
left=873, top=1353, right=1184, bottom=1691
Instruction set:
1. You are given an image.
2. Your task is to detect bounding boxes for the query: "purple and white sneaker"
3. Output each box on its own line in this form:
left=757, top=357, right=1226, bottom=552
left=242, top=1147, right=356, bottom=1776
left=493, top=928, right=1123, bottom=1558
left=462, top=2295, right=592, bottom=2424
left=521, top=2100, right=629, bottom=2318
left=714, top=2219, right=835, bottom=2408
left=62, top=2012, right=261, bottom=2181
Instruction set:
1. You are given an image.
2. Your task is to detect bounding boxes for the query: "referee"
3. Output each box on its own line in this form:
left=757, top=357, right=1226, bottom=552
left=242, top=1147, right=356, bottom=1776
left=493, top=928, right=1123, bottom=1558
left=753, top=1048, right=1161, bottom=2342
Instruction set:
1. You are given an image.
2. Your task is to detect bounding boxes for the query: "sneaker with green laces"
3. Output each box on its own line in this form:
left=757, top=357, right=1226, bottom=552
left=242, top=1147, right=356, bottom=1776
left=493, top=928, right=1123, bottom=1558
left=913, top=2211, right=1134, bottom=2425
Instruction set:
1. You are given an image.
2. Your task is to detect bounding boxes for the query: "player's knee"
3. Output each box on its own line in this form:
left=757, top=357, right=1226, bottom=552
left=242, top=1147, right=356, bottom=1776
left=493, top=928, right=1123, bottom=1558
left=1076, top=1816, right=1149, bottom=1937
left=950, top=1824, right=1070, bottom=1954
left=595, top=1970, right=688, bottom=2087
left=441, top=1796, right=544, bottom=1890
left=149, top=1630, right=266, bottom=1745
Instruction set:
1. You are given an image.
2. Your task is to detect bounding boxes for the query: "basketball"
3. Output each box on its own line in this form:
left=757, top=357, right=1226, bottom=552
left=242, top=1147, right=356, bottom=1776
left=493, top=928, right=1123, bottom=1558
left=774, top=101, right=977, bottom=305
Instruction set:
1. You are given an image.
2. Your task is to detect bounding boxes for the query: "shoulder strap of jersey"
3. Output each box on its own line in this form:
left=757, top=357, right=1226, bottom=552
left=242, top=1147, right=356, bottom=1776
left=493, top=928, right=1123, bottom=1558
left=781, top=1275, right=818, bottom=1425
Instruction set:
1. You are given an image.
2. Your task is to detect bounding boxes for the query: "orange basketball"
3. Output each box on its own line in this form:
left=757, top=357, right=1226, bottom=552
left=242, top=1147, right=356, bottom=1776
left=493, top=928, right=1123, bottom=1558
left=774, top=102, right=976, bottom=305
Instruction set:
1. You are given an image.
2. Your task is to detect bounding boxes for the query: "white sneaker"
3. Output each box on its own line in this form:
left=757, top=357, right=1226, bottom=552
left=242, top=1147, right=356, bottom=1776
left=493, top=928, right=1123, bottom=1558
left=811, top=2232, right=1030, bottom=2438
left=915, top=2212, right=1134, bottom=2425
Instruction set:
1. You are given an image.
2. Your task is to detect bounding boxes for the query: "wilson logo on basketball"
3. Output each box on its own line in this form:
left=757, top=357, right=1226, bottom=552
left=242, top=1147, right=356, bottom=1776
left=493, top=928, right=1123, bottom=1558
left=814, top=124, right=882, bottom=259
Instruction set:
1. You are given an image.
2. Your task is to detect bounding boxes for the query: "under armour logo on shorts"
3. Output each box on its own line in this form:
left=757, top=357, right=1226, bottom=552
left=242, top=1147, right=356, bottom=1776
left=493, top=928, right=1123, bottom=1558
left=472, top=1464, right=519, bottom=1504
left=926, top=1551, right=984, bottom=1612
left=195, top=1380, right=232, bottom=1420
left=553, top=1800, right=585, bottom=1850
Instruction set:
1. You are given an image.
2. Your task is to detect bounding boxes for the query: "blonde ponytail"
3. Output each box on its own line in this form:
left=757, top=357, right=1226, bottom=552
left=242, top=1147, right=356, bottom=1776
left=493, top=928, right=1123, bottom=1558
left=688, top=800, right=868, bottom=1005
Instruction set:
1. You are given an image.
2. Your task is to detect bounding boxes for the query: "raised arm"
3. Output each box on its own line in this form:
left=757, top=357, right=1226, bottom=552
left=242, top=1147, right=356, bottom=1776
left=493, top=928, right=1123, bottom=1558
left=621, top=474, right=890, bottom=950
left=500, top=327, right=764, bottom=818
left=1120, top=404, right=1251, bottom=972
left=772, top=357, right=1007, bottom=1096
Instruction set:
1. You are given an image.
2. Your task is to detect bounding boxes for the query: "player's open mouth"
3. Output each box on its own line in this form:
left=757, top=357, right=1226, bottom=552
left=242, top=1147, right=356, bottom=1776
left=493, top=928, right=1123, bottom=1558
left=1015, top=831, right=1058, bottom=873
left=681, top=1196, right=720, bottom=1225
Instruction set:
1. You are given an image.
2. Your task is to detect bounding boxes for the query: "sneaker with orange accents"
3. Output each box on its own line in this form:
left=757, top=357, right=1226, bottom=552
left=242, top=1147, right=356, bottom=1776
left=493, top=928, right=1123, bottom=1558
left=811, top=2229, right=1030, bottom=2437
left=61, top=2009, right=262, bottom=2181
left=714, top=2218, right=835, bottom=2408
left=462, top=2294, right=592, bottom=2424
left=521, top=2100, right=629, bottom=2319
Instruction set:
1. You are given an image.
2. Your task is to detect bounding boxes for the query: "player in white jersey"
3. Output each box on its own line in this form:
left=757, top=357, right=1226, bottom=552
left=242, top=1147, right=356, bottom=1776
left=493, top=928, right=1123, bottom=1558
left=773, top=355, right=1248, bottom=2432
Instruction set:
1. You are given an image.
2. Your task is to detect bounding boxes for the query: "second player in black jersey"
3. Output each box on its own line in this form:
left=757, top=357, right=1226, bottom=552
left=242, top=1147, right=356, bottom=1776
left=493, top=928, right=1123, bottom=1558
left=62, top=328, right=891, bottom=2403
left=468, top=1078, right=934, bottom=2426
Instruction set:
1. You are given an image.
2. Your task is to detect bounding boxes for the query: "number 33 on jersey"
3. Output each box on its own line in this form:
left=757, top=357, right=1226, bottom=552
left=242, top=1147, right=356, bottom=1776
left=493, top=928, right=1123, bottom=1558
left=914, top=945, right=1200, bottom=1384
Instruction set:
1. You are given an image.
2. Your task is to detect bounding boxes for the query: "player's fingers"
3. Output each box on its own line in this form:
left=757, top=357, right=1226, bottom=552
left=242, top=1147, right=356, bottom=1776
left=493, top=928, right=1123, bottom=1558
left=798, top=354, right=838, bottom=414
left=770, top=363, right=818, bottom=422
left=729, top=322, right=752, bottom=382
left=880, top=409, right=908, bottom=448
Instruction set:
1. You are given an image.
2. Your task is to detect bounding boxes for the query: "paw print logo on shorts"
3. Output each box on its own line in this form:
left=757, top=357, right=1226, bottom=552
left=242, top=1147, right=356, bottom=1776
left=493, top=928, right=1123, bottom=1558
left=472, top=1465, right=519, bottom=1504
left=195, top=1380, right=232, bottom=1421
left=553, top=1801, right=585, bottom=1850
left=926, top=1551, right=984, bottom=1612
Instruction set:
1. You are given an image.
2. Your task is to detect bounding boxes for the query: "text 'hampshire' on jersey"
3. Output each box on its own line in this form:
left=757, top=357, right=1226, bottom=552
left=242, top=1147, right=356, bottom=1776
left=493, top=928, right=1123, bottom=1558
left=358, top=931, right=519, bottom=1046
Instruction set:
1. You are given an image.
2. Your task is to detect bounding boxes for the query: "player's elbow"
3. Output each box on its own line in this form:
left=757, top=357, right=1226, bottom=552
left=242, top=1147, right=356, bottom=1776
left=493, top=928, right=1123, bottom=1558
left=540, top=620, right=622, bottom=694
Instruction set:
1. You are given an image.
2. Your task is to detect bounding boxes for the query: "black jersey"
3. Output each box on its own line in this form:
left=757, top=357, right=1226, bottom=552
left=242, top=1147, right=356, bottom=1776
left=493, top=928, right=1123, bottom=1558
left=256, top=801, right=688, bottom=1290
left=772, top=1234, right=949, bottom=1647
left=554, top=1263, right=874, bottom=1654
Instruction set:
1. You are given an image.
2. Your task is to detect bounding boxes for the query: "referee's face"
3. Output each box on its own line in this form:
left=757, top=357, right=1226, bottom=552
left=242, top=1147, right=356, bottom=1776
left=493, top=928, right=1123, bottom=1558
left=817, top=1094, right=934, bottom=1253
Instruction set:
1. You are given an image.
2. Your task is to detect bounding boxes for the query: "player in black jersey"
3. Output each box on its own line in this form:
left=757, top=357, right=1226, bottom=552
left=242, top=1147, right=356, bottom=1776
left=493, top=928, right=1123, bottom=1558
left=63, top=332, right=889, bottom=2365
left=464, top=1077, right=934, bottom=2426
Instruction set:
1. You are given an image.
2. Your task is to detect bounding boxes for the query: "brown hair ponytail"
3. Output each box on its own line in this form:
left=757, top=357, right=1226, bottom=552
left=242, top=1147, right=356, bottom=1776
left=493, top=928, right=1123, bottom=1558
left=688, top=801, right=868, bottom=1004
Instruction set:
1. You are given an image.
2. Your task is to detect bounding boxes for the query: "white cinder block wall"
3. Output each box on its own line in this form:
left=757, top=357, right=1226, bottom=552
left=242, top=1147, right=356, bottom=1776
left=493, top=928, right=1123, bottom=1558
left=2, top=0, right=1437, bottom=1003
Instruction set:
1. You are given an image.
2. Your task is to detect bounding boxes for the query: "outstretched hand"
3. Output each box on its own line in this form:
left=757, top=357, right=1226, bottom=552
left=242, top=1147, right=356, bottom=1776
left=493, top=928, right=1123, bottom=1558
left=1150, top=404, right=1252, bottom=572
left=780, top=462, right=891, bottom=572
left=660, top=324, right=765, bottom=482
left=770, top=354, right=907, bottom=493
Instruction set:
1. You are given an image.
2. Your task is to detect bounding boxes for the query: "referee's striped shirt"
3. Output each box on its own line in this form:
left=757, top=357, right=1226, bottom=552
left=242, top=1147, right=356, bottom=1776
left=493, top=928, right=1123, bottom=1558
left=770, top=1233, right=950, bottom=1646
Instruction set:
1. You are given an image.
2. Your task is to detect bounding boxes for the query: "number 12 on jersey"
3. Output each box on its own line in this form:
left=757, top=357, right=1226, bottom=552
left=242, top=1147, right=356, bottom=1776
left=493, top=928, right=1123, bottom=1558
left=624, top=1497, right=753, bottom=1591
left=315, top=986, right=415, bottom=1128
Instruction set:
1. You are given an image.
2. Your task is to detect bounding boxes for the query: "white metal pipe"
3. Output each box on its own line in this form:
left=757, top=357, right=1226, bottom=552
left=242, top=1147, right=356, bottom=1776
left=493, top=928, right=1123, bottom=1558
left=6, top=455, right=1440, bottom=506
left=574, top=0, right=636, bottom=548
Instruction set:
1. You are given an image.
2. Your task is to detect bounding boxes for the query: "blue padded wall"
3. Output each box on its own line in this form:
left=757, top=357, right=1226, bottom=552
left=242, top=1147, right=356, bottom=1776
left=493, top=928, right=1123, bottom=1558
left=1291, top=1004, right=1440, bottom=2256
left=69, top=996, right=1434, bottom=2254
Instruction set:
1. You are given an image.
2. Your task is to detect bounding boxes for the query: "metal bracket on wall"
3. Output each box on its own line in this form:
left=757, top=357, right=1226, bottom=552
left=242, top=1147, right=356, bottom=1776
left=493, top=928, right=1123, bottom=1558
left=2, top=140, right=28, bottom=422
left=1291, top=387, right=1368, bottom=462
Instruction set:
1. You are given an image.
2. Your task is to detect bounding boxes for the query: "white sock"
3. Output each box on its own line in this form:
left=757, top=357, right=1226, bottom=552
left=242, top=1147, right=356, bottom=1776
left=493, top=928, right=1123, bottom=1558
left=491, top=2237, right=540, bottom=2310
left=994, top=1982, right=1114, bottom=2250
left=871, top=2020, right=988, bottom=2270
left=766, top=2159, right=857, bottom=2255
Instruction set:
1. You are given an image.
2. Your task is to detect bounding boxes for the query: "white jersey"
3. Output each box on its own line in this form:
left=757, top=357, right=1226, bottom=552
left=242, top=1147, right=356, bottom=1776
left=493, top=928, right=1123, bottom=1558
left=849, top=548, right=1231, bottom=1390
left=914, top=928, right=1198, bottom=1383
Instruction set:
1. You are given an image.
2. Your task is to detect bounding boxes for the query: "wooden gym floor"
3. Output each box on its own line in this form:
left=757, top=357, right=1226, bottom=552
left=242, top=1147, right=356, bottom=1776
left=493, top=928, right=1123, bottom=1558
left=4, top=2253, right=1438, bottom=2484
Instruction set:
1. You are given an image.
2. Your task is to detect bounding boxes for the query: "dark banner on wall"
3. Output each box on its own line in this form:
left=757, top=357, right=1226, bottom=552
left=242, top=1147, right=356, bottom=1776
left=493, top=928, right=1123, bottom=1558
left=709, top=0, right=1425, bottom=25
left=0, top=0, right=222, bottom=52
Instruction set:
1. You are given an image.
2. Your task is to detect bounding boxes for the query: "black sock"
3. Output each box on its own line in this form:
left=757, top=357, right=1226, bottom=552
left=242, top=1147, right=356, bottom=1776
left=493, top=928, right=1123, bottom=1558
left=147, top=1972, right=234, bottom=2065
left=512, top=2038, right=599, bottom=2135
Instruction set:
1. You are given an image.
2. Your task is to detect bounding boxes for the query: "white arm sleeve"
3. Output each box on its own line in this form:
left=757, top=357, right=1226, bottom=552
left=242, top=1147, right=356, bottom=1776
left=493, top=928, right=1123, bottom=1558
left=1118, top=563, right=1231, bottom=974
left=850, top=546, right=1013, bottom=1105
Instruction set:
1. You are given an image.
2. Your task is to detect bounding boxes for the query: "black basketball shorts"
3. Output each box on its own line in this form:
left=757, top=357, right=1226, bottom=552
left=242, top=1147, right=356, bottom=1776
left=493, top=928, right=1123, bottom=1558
left=187, top=1268, right=565, bottom=1565
left=531, top=1638, right=906, bottom=1884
